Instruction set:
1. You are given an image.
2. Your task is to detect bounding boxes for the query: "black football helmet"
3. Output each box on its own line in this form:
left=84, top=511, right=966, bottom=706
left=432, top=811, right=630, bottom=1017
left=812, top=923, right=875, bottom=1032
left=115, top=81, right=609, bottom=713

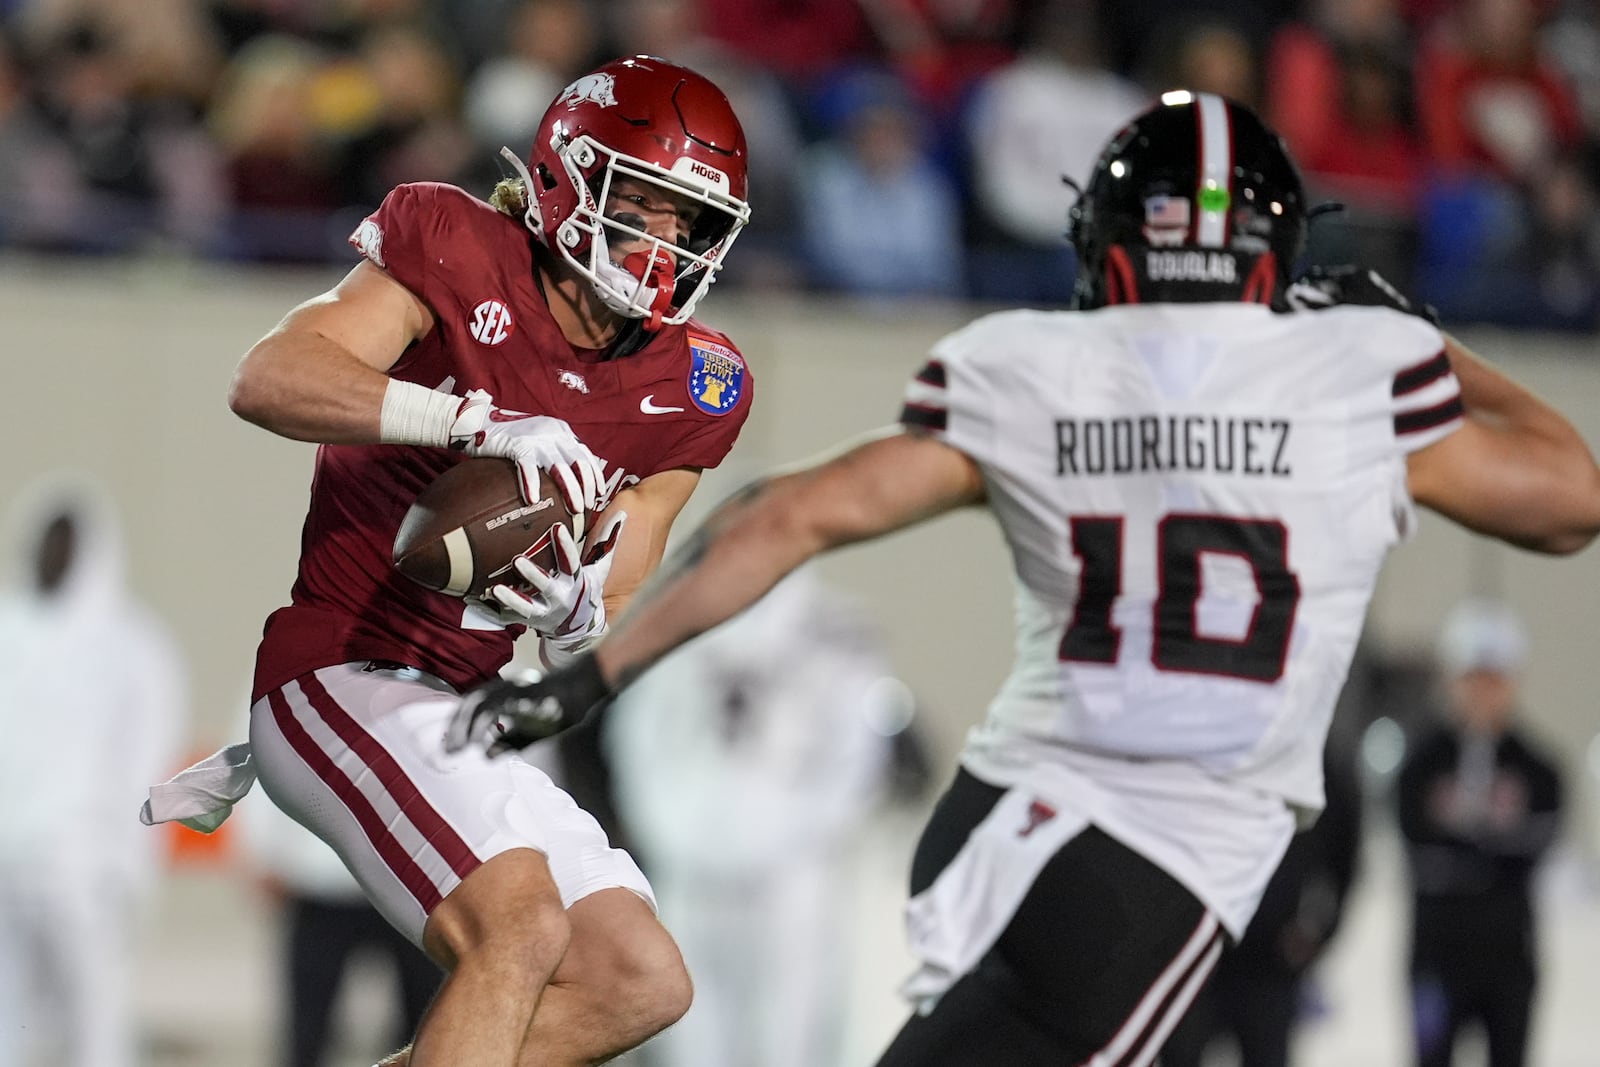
left=1067, top=92, right=1307, bottom=309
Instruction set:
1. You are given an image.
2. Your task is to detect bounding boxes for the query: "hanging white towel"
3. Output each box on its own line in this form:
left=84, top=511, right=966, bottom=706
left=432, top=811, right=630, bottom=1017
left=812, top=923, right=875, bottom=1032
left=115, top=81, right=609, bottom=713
left=138, top=742, right=257, bottom=833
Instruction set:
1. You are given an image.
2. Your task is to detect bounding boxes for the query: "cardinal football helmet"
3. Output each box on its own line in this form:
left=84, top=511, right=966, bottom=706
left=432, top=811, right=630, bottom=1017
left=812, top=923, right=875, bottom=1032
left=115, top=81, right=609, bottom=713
left=1067, top=92, right=1307, bottom=309
left=500, top=55, right=750, bottom=327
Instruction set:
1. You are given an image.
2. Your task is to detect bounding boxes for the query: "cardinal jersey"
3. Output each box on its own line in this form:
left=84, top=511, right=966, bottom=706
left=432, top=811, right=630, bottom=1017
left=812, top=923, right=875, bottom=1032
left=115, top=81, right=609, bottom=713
left=900, top=299, right=1460, bottom=815
left=252, top=183, right=753, bottom=702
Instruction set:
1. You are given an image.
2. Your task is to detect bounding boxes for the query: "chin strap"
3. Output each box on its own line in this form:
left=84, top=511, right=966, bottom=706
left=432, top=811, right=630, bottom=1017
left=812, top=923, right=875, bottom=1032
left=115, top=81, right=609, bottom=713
left=632, top=246, right=677, bottom=330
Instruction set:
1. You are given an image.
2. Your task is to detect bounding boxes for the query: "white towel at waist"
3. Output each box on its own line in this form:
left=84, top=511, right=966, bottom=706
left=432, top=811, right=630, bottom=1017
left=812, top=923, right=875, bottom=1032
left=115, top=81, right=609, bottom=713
left=900, top=783, right=1091, bottom=1012
left=138, top=742, right=257, bottom=833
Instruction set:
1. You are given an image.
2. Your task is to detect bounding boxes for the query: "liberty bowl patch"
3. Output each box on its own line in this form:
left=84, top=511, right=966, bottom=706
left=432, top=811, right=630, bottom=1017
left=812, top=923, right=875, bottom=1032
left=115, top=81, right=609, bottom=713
left=687, top=337, right=745, bottom=416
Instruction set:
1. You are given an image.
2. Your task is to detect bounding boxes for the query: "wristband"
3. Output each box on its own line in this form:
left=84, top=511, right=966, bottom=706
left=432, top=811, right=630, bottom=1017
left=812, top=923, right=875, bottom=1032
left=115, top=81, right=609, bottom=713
left=539, top=629, right=605, bottom=670
left=556, top=653, right=616, bottom=724
left=380, top=379, right=462, bottom=446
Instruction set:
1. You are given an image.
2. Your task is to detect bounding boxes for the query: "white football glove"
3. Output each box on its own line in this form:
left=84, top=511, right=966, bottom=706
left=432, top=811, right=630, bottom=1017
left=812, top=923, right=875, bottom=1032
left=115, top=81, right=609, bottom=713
left=480, top=512, right=626, bottom=661
left=448, top=390, right=605, bottom=516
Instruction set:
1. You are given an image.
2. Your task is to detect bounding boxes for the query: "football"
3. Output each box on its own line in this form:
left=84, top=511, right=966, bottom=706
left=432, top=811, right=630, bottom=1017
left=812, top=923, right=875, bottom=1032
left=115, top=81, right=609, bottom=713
left=392, top=458, right=576, bottom=598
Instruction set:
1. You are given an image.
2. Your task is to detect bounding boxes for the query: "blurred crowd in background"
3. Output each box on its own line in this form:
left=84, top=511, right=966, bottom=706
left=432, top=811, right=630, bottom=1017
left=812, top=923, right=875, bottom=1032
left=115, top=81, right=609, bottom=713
left=5, top=0, right=1600, bottom=328
left=5, top=6, right=1599, bottom=1063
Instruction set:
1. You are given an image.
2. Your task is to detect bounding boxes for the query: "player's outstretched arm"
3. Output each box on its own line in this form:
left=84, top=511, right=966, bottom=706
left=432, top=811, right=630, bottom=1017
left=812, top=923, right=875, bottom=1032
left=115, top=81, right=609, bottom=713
left=445, top=429, right=986, bottom=752
left=598, top=428, right=986, bottom=687
left=1408, top=335, right=1600, bottom=554
left=228, top=260, right=431, bottom=443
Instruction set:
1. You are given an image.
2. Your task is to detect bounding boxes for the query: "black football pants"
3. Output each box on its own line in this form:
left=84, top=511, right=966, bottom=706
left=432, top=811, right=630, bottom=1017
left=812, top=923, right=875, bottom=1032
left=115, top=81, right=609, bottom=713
left=874, top=769, right=1226, bottom=1067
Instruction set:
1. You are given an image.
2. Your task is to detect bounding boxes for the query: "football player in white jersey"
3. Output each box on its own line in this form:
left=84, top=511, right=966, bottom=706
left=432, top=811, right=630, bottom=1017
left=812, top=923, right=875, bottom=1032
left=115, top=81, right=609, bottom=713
left=446, top=93, right=1600, bottom=1066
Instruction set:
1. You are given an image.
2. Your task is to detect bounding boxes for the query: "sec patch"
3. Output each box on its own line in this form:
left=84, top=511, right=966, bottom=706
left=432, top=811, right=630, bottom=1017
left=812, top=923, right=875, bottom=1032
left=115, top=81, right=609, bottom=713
left=687, top=336, right=746, bottom=416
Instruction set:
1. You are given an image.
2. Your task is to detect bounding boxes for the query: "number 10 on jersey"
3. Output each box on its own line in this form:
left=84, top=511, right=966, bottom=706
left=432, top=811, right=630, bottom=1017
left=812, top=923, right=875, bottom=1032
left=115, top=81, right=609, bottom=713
left=1059, top=515, right=1301, bottom=683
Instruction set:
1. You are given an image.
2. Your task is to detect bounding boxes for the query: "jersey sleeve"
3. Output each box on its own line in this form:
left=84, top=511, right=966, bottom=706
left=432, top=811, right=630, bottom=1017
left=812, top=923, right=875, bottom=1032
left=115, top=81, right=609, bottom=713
left=898, top=319, right=1000, bottom=465
left=1340, top=310, right=1463, bottom=545
left=1337, top=308, right=1465, bottom=460
left=1389, top=345, right=1463, bottom=452
left=347, top=183, right=445, bottom=302
left=1316, top=304, right=1465, bottom=459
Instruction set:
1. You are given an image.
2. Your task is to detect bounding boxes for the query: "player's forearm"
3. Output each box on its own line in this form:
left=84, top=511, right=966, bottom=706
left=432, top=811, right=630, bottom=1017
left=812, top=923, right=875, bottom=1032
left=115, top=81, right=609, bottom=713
left=228, top=329, right=394, bottom=443
left=1447, top=337, right=1600, bottom=552
left=597, top=476, right=822, bottom=687
left=598, top=432, right=982, bottom=687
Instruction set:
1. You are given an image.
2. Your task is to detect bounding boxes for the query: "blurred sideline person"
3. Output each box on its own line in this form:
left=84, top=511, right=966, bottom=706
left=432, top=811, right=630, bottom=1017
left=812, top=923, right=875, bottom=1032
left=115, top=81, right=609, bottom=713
left=232, top=694, right=442, bottom=1067
left=448, top=92, right=1600, bottom=1067
left=0, top=473, right=188, bottom=1067
left=1397, top=599, right=1563, bottom=1067
left=604, top=568, right=915, bottom=1067
left=143, top=56, right=756, bottom=1067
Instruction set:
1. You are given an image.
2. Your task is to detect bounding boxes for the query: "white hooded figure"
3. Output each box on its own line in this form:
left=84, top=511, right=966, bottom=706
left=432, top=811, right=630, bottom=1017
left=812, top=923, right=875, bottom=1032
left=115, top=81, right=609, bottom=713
left=0, top=473, right=188, bottom=1067
left=604, top=567, right=912, bottom=1067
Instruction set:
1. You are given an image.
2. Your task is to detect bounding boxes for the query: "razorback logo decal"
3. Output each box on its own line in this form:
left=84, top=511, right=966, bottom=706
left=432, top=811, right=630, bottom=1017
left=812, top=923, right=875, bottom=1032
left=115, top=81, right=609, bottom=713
left=559, top=72, right=616, bottom=109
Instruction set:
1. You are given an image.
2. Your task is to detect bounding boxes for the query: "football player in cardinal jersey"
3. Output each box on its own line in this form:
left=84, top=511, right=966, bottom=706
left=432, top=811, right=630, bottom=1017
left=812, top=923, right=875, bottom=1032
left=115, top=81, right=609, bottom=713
left=199, top=56, right=752, bottom=1067
left=449, top=92, right=1600, bottom=1067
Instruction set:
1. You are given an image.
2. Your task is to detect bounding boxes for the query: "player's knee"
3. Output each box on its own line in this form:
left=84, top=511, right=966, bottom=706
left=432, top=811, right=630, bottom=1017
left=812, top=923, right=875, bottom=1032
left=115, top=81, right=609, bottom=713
left=434, top=902, right=571, bottom=987
left=424, top=849, right=571, bottom=980
left=642, top=948, right=694, bottom=1033
left=604, top=927, right=693, bottom=1038
left=486, top=899, right=572, bottom=986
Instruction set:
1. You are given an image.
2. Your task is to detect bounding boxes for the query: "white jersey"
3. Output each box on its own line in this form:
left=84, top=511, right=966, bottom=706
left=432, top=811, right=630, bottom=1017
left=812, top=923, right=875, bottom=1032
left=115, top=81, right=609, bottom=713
left=901, top=299, right=1461, bottom=815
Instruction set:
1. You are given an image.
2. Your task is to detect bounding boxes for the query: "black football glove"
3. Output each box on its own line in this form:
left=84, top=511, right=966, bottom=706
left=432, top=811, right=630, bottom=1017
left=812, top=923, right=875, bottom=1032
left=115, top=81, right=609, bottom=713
left=1286, top=265, right=1441, bottom=327
left=443, top=655, right=614, bottom=756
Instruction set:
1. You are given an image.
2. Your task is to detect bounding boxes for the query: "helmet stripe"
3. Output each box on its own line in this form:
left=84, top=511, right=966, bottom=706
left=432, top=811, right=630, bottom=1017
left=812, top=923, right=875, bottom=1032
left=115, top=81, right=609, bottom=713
left=1194, top=94, right=1232, bottom=248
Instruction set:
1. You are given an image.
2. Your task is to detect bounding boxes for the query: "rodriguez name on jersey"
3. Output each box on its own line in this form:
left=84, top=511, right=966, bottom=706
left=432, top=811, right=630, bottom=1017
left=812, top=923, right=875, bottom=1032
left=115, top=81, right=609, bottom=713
left=1054, top=413, right=1292, bottom=477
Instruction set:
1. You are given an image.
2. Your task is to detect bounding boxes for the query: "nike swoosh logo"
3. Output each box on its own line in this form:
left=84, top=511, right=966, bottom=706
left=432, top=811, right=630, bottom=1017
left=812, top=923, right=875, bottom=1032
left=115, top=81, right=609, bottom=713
left=640, top=395, right=684, bottom=414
